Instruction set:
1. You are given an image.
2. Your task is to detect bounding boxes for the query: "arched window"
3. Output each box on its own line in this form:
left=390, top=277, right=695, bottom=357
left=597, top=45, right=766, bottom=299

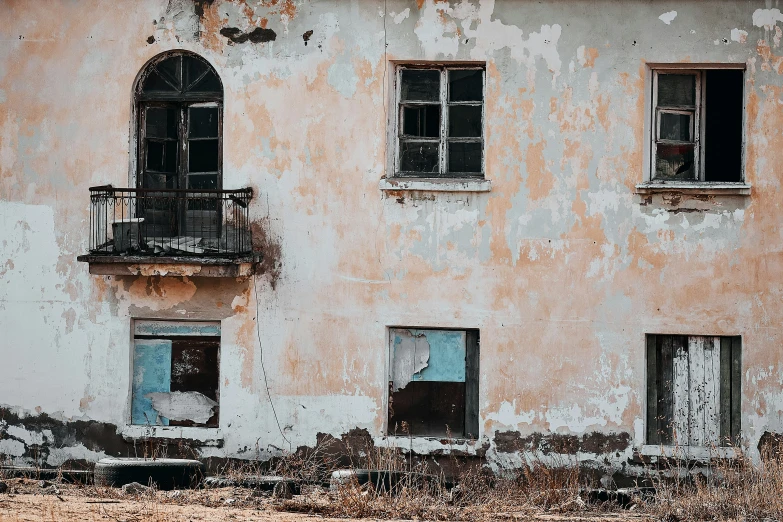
left=136, top=52, right=223, bottom=193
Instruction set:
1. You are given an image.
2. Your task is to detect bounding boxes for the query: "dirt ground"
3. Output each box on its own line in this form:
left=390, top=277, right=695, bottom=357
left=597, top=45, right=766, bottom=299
left=0, top=478, right=649, bottom=522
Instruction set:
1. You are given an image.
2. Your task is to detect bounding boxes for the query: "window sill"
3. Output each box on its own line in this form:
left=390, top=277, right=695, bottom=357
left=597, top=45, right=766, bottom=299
left=635, top=182, right=751, bottom=196
left=121, top=425, right=223, bottom=446
left=375, top=435, right=482, bottom=455
left=379, top=177, right=491, bottom=192
left=640, top=445, right=738, bottom=460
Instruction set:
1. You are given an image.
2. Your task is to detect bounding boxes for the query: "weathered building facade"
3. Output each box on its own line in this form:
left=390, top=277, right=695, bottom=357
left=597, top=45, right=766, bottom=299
left=2, top=0, right=783, bottom=479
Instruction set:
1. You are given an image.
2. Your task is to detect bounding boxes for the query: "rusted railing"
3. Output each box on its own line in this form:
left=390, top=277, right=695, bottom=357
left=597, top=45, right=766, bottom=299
left=88, top=186, right=252, bottom=257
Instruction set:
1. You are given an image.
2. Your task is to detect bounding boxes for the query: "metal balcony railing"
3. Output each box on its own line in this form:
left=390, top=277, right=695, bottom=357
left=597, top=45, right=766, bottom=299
left=87, top=186, right=253, bottom=257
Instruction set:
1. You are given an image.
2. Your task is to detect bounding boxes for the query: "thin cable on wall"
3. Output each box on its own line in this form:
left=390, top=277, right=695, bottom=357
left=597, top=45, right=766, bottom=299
left=253, top=272, right=291, bottom=450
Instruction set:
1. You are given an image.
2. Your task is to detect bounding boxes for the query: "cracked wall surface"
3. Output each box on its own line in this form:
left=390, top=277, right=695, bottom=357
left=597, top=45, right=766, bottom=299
left=2, top=0, right=783, bottom=477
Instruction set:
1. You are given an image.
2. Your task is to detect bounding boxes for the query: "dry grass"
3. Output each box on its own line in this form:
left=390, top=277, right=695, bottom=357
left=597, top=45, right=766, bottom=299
left=6, top=440, right=783, bottom=521
left=641, top=443, right=783, bottom=521
left=277, top=440, right=599, bottom=521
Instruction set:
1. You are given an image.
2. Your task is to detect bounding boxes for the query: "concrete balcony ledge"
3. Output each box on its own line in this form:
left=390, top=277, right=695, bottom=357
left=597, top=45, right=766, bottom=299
left=77, top=254, right=258, bottom=278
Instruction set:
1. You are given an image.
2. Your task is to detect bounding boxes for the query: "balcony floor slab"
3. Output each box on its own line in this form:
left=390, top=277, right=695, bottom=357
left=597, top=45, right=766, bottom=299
left=77, top=255, right=257, bottom=278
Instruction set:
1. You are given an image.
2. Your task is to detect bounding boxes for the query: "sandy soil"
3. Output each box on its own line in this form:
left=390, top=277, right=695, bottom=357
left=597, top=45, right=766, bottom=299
left=0, top=479, right=649, bottom=522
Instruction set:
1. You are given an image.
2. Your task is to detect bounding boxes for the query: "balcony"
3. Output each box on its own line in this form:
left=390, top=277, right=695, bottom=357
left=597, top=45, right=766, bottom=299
left=77, top=186, right=257, bottom=277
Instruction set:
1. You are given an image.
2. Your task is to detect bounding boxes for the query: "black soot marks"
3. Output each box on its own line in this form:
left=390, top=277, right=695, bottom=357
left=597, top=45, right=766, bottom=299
left=193, top=0, right=216, bottom=19
left=147, top=35, right=156, bottom=44
left=303, top=30, right=314, bottom=45
left=220, top=27, right=277, bottom=44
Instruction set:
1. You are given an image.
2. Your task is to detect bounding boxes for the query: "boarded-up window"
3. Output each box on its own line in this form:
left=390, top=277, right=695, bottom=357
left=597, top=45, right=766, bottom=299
left=132, top=320, right=220, bottom=428
left=395, top=66, right=485, bottom=178
left=646, top=335, right=741, bottom=446
left=651, top=69, right=743, bottom=182
left=388, top=328, right=479, bottom=438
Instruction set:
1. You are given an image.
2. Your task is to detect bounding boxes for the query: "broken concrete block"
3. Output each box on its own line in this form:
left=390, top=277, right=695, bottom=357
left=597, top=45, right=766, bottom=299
left=122, top=482, right=152, bottom=495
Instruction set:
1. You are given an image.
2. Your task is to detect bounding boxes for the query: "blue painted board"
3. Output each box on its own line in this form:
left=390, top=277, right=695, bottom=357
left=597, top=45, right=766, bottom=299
left=408, top=329, right=465, bottom=383
left=134, top=320, right=220, bottom=337
left=132, top=339, right=172, bottom=425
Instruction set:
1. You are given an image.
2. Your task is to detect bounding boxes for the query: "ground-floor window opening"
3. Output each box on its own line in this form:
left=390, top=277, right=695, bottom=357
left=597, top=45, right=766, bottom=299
left=388, top=328, right=479, bottom=438
left=646, top=334, right=741, bottom=446
left=132, top=320, right=220, bottom=428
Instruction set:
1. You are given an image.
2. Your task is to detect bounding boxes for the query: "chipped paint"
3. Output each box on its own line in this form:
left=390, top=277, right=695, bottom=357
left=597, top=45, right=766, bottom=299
left=1, top=0, right=783, bottom=476
left=659, top=11, right=677, bottom=25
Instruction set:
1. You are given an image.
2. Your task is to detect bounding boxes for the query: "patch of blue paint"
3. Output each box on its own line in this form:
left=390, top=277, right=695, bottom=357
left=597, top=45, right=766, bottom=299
left=135, top=321, right=220, bottom=337
left=132, top=339, right=172, bottom=426
left=411, top=329, right=466, bottom=383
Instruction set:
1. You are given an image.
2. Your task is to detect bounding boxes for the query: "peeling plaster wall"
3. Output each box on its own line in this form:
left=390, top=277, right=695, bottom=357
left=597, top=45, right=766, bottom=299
left=2, top=0, right=783, bottom=475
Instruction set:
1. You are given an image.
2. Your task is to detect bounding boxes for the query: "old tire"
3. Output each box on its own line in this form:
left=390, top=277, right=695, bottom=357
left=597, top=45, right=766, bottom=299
left=94, top=458, right=204, bottom=490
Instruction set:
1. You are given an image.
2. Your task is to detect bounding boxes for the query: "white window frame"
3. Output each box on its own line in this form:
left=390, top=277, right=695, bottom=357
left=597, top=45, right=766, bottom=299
left=393, top=64, right=486, bottom=179
left=641, top=63, right=749, bottom=192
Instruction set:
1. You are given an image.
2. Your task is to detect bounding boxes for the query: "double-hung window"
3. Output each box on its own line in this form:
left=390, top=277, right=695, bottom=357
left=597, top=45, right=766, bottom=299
left=395, top=65, right=485, bottom=178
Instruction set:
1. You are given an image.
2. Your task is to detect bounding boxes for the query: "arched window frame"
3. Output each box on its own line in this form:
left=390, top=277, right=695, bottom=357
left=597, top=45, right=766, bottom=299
left=133, top=51, right=224, bottom=192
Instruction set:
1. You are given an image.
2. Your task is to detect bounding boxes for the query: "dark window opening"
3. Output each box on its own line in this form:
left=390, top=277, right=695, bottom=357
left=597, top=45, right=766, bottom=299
left=132, top=321, right=220, bottom=428
left=646, top=334, right=741, bottom=446
left=704, top=70, right=743, bottom=182
left=388, top=328, right=479, bottom=438
left=396, top=66, right=484, bottom=178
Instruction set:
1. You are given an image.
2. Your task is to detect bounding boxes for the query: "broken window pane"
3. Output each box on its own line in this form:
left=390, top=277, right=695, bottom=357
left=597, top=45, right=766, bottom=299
left=142, top=172, right=175, bottom=190
left=659, top=112, right=692, bottom=142
left=448, top=142, right=482, bottom=173
left=169, top=339, right=219, bottom=427
left=188, top=173, right=218, bottom=190
left=448, top=105, right=482, bottom=137
left=183, top=56, right=208, bottom=89
left=191, top=71, right=222, bottom=93
left=658, top=74, right=695, bottom=106
left=655, top=143, right=695, bottom=180
left=400, top=141, right=439, bottom=173
left=402, top=105, right=440, bottom=137
left=400, top=69, right=440, bottom=102
left=189, top=107, right=219, bottom=138
left=146, top=140, right=178, bottom=172
left=449, top=69, right=483, bottom=102
left=146, top=107, right=177, bottom=138
left=142, top=70, right=177, bottom=93
left=188, top=139, right=219, bottom=173
left=146, top=141, right=164, bottom=171
left=157, top=56, right=182, bottom=89
left=164, top=141, right=177, bottom=173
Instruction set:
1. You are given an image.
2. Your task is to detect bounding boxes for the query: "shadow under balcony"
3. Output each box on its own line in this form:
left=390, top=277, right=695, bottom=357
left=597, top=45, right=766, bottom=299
left=77, top=185, right=258, bottom=278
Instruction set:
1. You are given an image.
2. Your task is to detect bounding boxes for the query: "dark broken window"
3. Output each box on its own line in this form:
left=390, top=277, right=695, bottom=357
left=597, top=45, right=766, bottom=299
left=652, top=69, right=743, bottom=182
left=397, top=66, right=484, bottom=178
left=132, top=320, right=220, bottom=428
left=136, top=52, right=223, bottom=237
left=646, top=334, right=741, bottom=446
left=388, top=328, right=479, bottom=438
